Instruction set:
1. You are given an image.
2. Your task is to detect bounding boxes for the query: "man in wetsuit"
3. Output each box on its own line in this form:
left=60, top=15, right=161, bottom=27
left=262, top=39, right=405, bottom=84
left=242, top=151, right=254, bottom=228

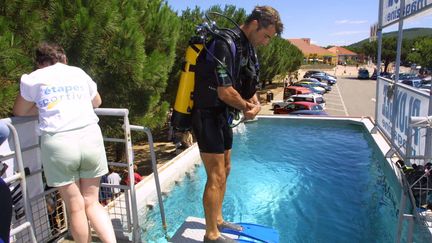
left=192, top=6, right=283, bottom=243
left=0, top=121, right=12, bottom=243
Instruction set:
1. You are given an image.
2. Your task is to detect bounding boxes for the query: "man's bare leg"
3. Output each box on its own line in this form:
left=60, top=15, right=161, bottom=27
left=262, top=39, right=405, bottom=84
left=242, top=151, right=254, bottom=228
left=201, top=152, right=226, bottom=240
left=217, top=150, right=231, bottom=225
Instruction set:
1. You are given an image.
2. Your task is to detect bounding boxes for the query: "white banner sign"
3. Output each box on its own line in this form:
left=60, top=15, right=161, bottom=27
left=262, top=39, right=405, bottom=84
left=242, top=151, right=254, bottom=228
left=376, top=78, right=429, bottom=159
left=382, top=0, right=431, bottom=27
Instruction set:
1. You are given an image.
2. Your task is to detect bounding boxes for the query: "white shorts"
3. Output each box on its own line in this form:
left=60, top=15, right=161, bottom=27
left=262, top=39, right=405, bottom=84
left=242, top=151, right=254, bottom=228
left=41, top=124, right=108, bottom=187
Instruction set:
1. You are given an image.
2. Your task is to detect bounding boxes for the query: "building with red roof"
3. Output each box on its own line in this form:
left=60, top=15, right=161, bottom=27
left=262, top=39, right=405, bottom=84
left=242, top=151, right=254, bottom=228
left=327, top=46, right=358, bottom=65
left=288, top=38, right=337, bottom=65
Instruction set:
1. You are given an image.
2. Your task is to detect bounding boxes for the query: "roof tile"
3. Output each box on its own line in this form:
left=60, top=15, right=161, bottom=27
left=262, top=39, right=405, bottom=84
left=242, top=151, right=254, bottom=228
left=288, top=38, right=336, bottom=56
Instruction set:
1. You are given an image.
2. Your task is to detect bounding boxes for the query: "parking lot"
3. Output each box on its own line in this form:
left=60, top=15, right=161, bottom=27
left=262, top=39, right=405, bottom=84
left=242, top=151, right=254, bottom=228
left=260, top=65, right=378, bottom=118
left=321, top=80, right=348, bottom=116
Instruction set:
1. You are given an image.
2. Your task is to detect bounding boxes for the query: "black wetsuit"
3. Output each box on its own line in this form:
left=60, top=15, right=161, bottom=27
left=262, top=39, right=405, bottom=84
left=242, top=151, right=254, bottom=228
left=192, top=28, right=259, bottom=153
left=0, top=178, right=12, bottom=243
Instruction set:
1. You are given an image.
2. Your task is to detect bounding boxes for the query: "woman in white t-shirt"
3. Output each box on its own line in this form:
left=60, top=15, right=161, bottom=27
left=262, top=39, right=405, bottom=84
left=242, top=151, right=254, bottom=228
left=13, top=43, right=116, bottom=243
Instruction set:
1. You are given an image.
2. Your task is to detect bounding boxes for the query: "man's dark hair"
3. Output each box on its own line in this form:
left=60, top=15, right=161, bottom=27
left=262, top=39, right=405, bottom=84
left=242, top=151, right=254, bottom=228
left=35, top=42, right=61, bottom=67
left=245, top=6, right=283, bottom=35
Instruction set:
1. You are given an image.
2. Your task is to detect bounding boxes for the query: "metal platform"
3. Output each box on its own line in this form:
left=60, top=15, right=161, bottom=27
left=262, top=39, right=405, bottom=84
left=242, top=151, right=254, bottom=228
left=170, top=217, right=239, bottom=242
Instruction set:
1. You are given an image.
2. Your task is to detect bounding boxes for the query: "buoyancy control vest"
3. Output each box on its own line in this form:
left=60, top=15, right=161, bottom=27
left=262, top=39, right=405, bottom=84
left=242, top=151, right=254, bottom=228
left=171, top=28, right=260, bottom=130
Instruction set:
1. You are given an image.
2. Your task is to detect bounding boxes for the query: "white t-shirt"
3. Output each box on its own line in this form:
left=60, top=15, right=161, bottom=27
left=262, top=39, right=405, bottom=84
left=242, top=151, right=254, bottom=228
left=20, top=63, right=99, bottom=133
left=107, top=172, right=122, bottom=194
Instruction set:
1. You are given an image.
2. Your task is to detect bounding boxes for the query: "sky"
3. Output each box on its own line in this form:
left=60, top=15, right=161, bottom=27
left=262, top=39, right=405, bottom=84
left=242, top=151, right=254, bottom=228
left=165, top=0, right=432, bottom=47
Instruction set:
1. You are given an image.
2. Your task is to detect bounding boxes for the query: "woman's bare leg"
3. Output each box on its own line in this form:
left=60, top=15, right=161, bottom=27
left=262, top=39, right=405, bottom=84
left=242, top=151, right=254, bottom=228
left=58, top=181, right=90, bottom=243
left=80, top=177, right=116, bottom=243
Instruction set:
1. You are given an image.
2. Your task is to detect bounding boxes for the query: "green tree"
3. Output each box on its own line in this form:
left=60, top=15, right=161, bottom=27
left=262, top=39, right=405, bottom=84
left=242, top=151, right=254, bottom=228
left=45, top=0, right=119, bottom=74
left=165, top=4, right=246, bottom=105
left=44, top=0, right=127, bottom=138
left=407, top=37, right=432, bottom=69
left=164, top=6, right=203, bottom=105
left=258, top=37, right=303, bottom=87
left=206, top=5, right=246, bottom=30
left=0, top=81, right=18, bottom=118
left=359, top=41, right=377, bottom=63
left=357, top=37, right=414, bottom=72
left=45, top=0, right=180, bottom=130
left=0, top=0, right=46, bottom=117
left=136, top=0, right=180, bottom=128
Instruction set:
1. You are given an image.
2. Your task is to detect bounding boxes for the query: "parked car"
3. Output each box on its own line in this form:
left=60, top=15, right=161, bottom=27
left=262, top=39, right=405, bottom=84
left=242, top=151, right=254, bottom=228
left=283, top=86, right=312, bottom=100
left=271, top=93, right=326, bottom=109
left=291, top=82, right=326, bottom=95
left=421, top=75, right=431, bottom=83
left=370, top=70, right=377, bottom=80
left=419, top=83, right=431, bottom=93
left=400, top=79, right=423, bottom=88
left=382, top=72, right=392, bottom=79
left=289, top=94, right=326, bottom=109
left=394, top=73, right=423, bottom=88
left=309, top=73, right=337, bottom=85
left=289, top=110, right=328, bottom=116
left=271, top=100, right=288, bottom=110
left=370, top=70, right=392, bottom=80
left=392, top=73, right=419, bottom=81
left=273, top=101, right=323, bottom=114
left=297, top=78, right=331, bottom=92
left=358, top=68, right=369, bottom=79
left=303, top=70, right=323, bottom=78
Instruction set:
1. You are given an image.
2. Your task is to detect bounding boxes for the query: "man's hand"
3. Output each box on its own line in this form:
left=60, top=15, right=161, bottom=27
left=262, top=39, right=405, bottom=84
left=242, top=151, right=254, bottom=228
left=243, top=94, right=261, bottom=120
left=244, top=103, right=260, bottom=120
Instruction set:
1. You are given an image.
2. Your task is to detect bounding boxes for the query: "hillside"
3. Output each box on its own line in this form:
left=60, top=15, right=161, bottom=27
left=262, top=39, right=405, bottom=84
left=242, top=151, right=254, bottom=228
left=347, top=28, right=432, bottom=49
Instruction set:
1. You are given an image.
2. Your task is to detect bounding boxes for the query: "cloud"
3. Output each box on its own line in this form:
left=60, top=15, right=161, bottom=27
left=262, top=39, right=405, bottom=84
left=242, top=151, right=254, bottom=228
left=331, top=30, right=368, bottom=36
left=335, top=19, right=368, bottom=24
left=333, top=40, right=349, bottom=45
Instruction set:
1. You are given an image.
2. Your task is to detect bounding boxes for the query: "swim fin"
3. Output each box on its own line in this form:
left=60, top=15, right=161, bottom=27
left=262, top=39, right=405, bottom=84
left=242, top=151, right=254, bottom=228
left=220, top=222, right=279, bottom=243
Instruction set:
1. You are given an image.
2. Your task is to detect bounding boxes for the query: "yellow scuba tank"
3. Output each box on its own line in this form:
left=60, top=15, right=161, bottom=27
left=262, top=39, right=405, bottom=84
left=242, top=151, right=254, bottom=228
left=171, top=37, right=204, bottom=130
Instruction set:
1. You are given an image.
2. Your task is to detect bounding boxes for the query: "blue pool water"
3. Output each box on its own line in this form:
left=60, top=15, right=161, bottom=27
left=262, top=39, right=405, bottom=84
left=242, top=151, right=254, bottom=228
left=141, top=118, right=406, bottom=242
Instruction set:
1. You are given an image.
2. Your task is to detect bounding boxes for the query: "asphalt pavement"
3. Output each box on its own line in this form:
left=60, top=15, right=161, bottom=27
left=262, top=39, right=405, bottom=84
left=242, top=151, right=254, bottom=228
left=332, top=65, right=408, bottom=119
left=259, top=64, right=381, bottom=119
left=330, top=64, right=377, bottom=118
left=336, top=73, right=377, bottom=118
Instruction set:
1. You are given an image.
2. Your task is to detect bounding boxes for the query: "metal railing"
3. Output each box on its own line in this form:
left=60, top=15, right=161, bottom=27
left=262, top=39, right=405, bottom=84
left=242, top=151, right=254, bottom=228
left=395, top=115, right=432, bottom=243
left=1, top=108, right=166, bottom=242
left=1, top=122, right=37, bottom=243
left=94, top=108, right=166, bottom=242
left=29, top=188, right=68, bottom=242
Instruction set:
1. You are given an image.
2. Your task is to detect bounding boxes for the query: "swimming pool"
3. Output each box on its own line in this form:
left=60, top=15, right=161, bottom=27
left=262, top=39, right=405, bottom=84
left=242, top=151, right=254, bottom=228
left=140, top=118, right=425, bottom=242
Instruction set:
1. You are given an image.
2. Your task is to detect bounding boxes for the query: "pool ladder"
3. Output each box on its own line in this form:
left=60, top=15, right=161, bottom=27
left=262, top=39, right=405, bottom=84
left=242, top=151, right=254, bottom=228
left=94, top=108, right=167, bottom=242
left=0, top=122, right=37, bottom=243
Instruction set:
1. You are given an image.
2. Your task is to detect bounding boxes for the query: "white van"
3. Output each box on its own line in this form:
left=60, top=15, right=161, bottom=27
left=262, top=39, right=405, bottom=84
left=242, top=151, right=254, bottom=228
left=271, top=93, right=325, bottom=110
left=288, top=94, right=326, bottom=109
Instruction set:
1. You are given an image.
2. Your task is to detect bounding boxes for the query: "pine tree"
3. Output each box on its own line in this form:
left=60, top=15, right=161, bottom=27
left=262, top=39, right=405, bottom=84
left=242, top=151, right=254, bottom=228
left=165, top=6, right=203, bottom=105
left=408, top=37, right=432, bottom=69
left=206, top=5, right=246, bottom=30
left=44, top=0, right=180, bottom=130
left=258, top=37, right=303, bottom=87
left=0, top=0, right=46, bottom=117
left=127, top=0, right=180, bottom=128
left=165, top=4, right=246, bottom=106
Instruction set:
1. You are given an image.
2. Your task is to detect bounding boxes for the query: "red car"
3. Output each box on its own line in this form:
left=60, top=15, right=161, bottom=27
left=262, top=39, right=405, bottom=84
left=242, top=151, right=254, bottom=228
left=283, top=86, right=312, bottom=100
left=273, top=101, right=323, bottom=114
